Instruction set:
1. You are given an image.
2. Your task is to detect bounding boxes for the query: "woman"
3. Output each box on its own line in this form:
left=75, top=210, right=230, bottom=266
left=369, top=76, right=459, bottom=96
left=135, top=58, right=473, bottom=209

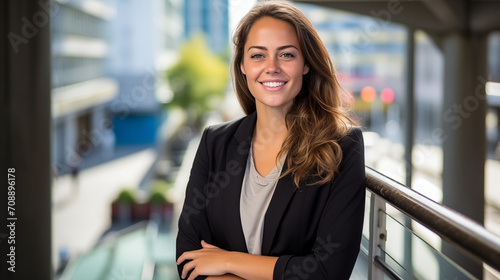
left=176, top=1, right=365, bottom=279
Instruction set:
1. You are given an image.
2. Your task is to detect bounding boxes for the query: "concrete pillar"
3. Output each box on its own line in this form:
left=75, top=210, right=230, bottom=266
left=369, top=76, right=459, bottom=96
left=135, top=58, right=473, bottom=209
left=0, top=0, right=52, bottom=279
left=441, top=32, right=487, bottom=279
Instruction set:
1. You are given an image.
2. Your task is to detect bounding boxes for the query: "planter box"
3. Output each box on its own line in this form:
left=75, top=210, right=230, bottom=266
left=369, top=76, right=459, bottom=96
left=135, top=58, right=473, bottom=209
left=150, top=203, right=174, bottom=221
left=132, top=203, right=151, bottom=221
left=111, top=203, right=131, bottom=222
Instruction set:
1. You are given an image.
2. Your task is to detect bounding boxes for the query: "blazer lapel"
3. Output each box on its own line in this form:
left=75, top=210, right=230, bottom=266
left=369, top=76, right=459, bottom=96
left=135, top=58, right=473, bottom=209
left=223, top=112, right=257, bottom=253
left=261, top=163, right=296, bottom=256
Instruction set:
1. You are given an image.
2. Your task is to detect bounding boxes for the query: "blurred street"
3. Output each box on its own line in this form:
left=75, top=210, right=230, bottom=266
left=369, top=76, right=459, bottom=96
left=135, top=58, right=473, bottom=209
left=52, top=147, right=156, bottom=270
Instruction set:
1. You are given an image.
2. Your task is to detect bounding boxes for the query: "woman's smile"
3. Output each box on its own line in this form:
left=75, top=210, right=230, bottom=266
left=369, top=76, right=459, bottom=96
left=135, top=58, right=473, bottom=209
left=259, top=80, right=288, bottom=91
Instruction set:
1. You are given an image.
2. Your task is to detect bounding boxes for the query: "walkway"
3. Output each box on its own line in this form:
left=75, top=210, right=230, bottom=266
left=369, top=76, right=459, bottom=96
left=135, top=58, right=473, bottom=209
left=52, top=148, right=156, bottom=270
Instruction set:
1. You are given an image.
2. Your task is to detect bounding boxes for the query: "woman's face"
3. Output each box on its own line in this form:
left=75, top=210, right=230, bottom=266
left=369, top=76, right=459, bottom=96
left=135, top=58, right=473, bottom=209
left=241, top=17, right=309, bottom=113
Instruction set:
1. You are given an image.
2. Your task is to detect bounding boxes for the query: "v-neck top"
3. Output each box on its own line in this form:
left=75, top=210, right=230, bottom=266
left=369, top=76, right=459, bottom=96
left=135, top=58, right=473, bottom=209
left=239, top=145, right=285, bottom=255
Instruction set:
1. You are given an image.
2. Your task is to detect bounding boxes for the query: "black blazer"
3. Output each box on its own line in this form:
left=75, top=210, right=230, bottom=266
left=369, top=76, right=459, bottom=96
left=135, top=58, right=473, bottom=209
left=176, top=112, right=366, bottom=280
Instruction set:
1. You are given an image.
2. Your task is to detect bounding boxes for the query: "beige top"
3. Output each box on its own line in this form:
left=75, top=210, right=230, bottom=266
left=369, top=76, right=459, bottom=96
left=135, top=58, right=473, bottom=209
left=239, top=145, right=285, bottom=255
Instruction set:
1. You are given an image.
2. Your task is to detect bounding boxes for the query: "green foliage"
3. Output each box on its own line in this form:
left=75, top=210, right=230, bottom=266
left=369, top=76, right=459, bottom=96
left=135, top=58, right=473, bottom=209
left=165, top=34, right=229, bottom=127
left=149, top=179, right=171, bottom=205
left=149, top=189, right=168, bottom=205
left=115, top=188, right=136, bottom=204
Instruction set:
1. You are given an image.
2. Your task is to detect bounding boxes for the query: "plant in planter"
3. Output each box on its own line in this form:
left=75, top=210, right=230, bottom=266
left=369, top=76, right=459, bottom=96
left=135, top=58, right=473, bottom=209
left=111, top=188, right=136, bottom=222
left=149, top=189, right=168, bottom=204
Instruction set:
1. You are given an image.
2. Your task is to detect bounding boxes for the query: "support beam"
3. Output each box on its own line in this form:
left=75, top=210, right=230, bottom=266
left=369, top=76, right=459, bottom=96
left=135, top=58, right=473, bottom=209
left=0, top=0, right=52, bottom=279
left=294, top=0, right=459, bottom=32
left=441, top=32, right=487, bottom=279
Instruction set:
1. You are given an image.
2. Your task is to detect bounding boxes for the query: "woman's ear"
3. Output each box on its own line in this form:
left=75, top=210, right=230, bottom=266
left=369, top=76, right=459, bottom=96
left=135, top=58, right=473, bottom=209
left=303, top=64, right=310, bottom=75
left=240, top=63, right=246, bottom=75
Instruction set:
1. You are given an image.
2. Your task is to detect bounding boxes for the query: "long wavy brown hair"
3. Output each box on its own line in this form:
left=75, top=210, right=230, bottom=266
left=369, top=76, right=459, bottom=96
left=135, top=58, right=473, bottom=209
left=232, top=1, right=354, bottom=187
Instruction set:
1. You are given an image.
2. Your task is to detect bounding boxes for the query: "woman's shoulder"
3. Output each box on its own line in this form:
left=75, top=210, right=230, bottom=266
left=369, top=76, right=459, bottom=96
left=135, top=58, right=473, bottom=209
left=338, top=126, right=365, bottom=163
left=202, top=113, right=254, bottom=143
left=339, top=126, right=364, bottom=148
left=335, top=126, right=365, bottom=178
left=204, top=117, right=243, bottom=135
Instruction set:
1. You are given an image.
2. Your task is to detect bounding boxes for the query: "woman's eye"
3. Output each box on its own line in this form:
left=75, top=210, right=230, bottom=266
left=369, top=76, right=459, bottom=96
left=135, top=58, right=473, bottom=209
left=280, top=53, right=294, bottom=58
left=250, top=54, right=264, bottom=59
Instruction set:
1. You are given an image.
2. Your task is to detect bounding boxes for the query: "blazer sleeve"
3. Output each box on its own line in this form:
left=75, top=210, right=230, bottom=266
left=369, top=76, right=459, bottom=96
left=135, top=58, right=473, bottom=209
left=273, top=128, right=366, bottom=280
left=176, top=127, right=212, bottom=280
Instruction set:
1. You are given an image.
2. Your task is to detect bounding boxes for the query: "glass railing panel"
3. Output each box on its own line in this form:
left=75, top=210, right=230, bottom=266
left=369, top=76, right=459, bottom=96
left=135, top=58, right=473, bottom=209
left=346, top=191, right=372, bottom=280
left=382, top=211, right=477, bottom=280
left=377, top=247, right=417, bottom=280
left=350, top=249, right=369, bottom=280
left=152, top=229, right=179, bottom=279
left=60, top=244, right=113, bottom=280
left=110, top=228, right=148, bottom=277
left=60, top=227, right=148, bottom=279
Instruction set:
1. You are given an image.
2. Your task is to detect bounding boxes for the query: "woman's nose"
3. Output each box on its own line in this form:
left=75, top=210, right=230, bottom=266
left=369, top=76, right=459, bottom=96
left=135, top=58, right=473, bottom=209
left=265, top=57, right=280, bottom=73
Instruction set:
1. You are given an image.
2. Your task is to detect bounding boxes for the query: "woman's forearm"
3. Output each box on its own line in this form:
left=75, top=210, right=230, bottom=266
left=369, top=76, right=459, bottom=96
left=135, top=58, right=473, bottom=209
left=225, top=252, right=278, bottom=280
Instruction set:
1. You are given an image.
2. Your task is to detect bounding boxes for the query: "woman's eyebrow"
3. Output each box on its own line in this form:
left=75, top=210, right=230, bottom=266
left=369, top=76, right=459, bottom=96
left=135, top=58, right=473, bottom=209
left=247, top=45, right=299, bottom=52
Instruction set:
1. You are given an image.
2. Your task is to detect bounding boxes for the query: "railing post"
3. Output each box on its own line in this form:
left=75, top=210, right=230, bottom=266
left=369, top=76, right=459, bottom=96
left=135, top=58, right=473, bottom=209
left=368, top=192, right=387, bottom=280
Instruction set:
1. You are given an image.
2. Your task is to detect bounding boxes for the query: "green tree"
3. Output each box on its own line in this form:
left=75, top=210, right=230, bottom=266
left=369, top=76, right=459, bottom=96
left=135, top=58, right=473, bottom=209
left=166, top=34, right=229, bottom=129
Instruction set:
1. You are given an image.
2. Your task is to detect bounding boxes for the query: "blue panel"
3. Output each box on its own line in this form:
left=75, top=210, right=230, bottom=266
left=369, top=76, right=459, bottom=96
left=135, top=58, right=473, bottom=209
left=113, top=114, right=160, bottom=145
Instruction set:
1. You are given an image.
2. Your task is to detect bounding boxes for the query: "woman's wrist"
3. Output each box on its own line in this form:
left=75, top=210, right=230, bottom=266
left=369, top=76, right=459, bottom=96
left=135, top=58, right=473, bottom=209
left=224, top=251, right=242, bottom=275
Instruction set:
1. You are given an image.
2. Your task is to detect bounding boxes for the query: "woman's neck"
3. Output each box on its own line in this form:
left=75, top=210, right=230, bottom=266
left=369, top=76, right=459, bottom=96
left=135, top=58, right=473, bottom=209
left=253, top=105, right=288, bottom=146
left=252, top=105, right=289, bottom=176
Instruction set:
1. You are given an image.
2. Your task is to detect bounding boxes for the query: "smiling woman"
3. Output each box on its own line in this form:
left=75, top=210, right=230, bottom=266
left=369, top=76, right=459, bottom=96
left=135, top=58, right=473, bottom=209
left=176, top=1, right=366, bottom=280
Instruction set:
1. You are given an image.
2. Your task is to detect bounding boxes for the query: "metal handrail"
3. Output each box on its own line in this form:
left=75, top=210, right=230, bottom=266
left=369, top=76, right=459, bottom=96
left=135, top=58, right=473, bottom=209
left=365, top=166, right=500, bottom=272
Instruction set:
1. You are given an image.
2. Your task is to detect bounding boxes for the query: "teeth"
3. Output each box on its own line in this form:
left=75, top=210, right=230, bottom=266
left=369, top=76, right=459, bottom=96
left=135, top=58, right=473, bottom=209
left=262, top=82, right=285, bottom=87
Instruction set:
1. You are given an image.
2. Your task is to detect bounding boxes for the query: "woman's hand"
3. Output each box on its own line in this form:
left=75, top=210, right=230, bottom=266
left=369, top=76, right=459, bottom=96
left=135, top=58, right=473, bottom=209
left=177, top=240, right=233, bottom=280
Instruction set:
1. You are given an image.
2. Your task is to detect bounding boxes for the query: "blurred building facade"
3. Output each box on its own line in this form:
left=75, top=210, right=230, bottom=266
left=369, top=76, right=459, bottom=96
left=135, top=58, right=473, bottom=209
left=106, top=0, right=182, bottom=146
left=295, top=3, right=406, bottom=140
left=51, top=0, right=118, bottom=174
left=183, top=0, right=229, bottom=53
left=51, top=0, right=183, bottom=174
left=296, top=4, right=406, bottom=92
